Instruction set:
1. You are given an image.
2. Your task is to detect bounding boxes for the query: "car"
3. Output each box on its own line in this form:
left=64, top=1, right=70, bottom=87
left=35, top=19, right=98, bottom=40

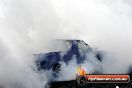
left=34, top=40, right=103, bottom=87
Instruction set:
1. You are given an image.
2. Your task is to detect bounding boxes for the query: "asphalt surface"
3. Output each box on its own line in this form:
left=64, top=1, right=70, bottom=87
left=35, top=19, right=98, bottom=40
left=49, top=80, right=132, bottom=88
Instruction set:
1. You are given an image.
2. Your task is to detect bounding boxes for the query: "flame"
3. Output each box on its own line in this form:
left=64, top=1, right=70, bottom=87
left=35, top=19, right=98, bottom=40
left=77, top=65, right=86, bottom=76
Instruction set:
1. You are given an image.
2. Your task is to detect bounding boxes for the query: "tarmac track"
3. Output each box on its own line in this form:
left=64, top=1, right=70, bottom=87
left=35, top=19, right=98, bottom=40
left=49, top=79, right=132, bottom=88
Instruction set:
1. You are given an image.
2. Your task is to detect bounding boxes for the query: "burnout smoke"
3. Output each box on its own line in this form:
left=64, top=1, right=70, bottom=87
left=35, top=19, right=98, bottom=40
left=0, top=0, right=132, bottom=88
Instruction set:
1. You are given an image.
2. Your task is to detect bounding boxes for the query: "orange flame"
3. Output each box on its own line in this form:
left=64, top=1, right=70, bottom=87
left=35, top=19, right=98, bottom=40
left=77, top=65, right=86, bottom=76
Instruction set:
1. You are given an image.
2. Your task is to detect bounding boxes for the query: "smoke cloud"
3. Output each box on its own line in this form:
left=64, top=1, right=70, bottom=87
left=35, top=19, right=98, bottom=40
left=0, top=0, right=132, bottom=88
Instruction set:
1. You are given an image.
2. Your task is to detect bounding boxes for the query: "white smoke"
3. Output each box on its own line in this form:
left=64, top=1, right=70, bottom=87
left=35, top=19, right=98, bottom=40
left=0, top=0, right=132, bottom=88
left=50, top=0, right=132, bottom=73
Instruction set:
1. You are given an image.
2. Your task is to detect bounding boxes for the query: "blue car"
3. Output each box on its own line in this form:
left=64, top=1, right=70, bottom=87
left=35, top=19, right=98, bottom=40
left=35, top=40, right=102, bottom=74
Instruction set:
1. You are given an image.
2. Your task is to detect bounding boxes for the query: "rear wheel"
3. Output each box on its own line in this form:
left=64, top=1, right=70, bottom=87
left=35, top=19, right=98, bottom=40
left=52, top=63, right=61, bottom=73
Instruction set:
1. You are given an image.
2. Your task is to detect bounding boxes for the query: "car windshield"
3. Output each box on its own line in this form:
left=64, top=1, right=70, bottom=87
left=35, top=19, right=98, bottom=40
left=78, top=41, right=90, bottom=53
